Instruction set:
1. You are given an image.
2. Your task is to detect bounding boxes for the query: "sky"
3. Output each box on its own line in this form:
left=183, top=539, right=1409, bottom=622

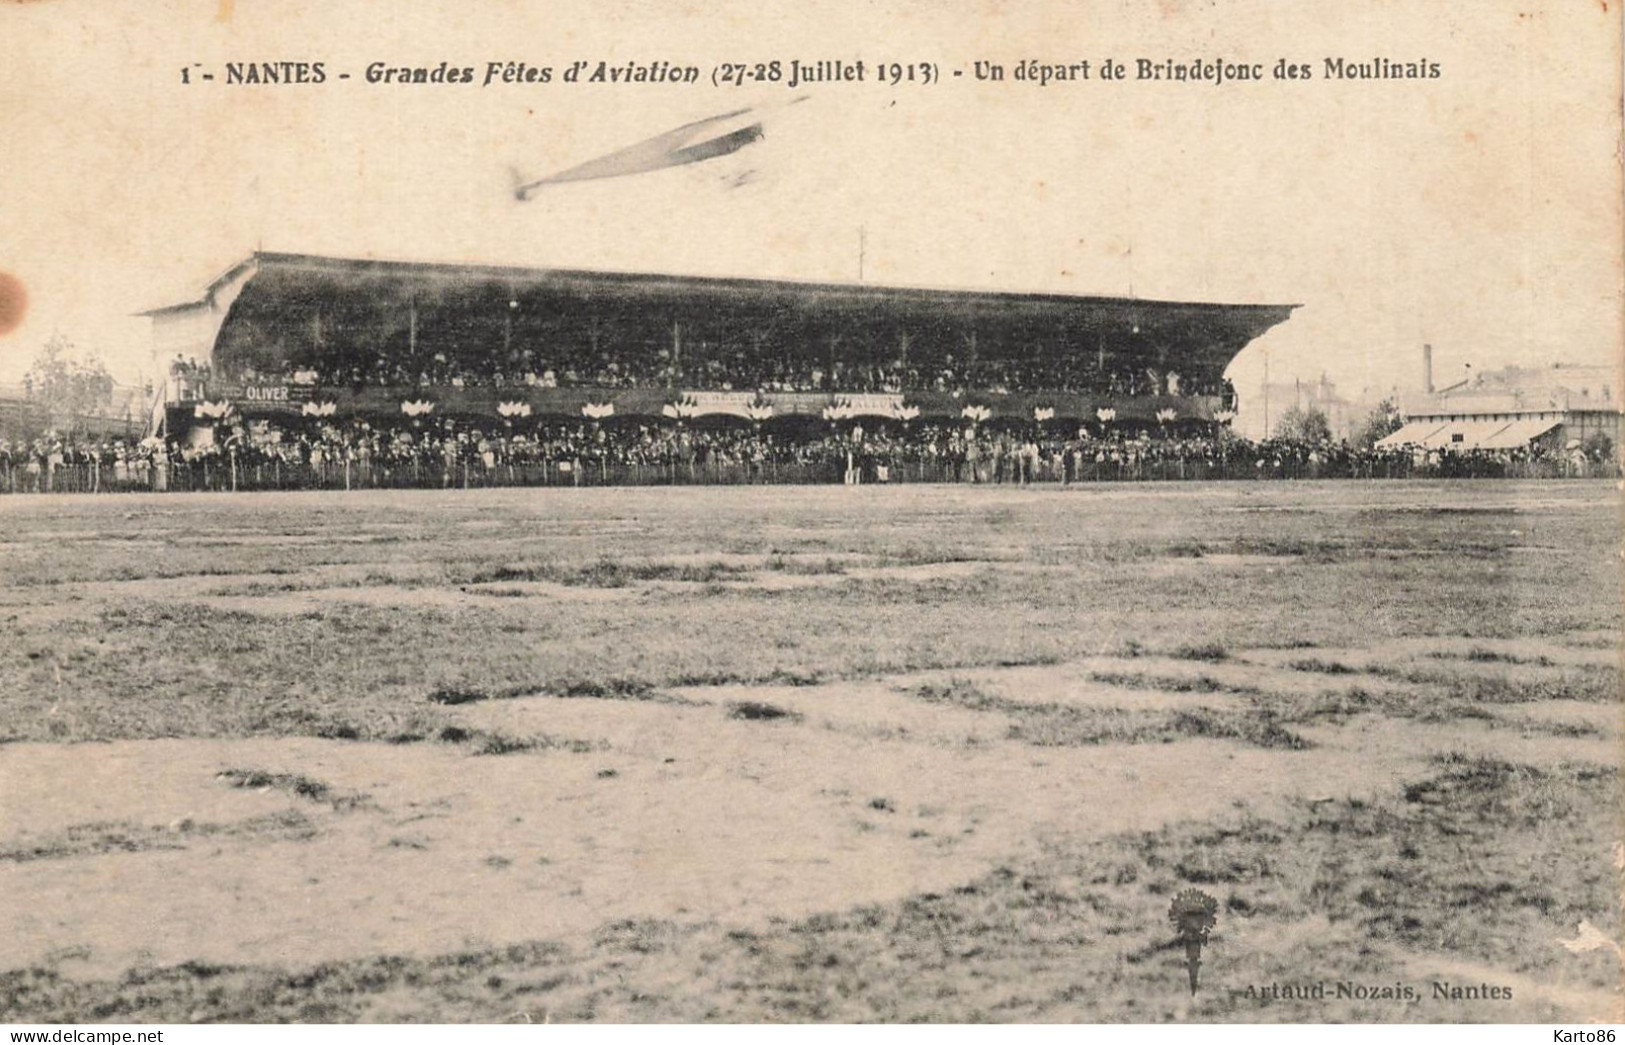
left=1, top=0, right=1619, bottom=432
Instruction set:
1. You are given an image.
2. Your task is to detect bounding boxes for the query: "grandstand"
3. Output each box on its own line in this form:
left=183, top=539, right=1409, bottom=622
left=142, top=252, right=1296, bottom=435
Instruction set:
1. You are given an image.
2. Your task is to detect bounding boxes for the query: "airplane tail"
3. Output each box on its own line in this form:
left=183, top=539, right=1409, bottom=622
left=508, top=165, right=531, bottom=202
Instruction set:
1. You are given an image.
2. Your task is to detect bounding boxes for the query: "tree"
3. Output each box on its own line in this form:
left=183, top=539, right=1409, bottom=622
left=26, top=334, right=114, bottom=437
left=1351, top=398, right=1404, bottom=450
left=1274, top=404, right=1334, bottom=444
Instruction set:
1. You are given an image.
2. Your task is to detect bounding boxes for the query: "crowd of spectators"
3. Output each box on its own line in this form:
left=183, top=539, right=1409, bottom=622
left=168, top=356, right=214, bottom=401
left=0, top=436, right=169, bottom=493
left=2, top=418, right=1611, bottom=494
left=211, top=349, right=1234, bottom=401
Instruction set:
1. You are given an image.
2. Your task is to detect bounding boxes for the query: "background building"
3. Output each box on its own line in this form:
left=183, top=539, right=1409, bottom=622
left=1247, top=372, right=1399, bottom=442
left=0, top=380, right=151, bottom=442
left=1379, top=356, right=1621, bottom=455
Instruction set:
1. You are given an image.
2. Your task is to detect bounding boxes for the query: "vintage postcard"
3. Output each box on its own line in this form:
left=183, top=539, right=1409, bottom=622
left=0, top=0, right=1619, bottom=1028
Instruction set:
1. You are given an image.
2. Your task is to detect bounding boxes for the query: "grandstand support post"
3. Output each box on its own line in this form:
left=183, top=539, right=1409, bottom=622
left=1262, top=347, right=1271, bottom=438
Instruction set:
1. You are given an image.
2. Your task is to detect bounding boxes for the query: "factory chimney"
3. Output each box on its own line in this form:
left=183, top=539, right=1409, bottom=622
left=1422, top=344, right=1434, bottom=394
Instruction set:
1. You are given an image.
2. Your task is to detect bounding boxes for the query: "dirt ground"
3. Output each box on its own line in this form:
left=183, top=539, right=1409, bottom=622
left=0, top=480, right=1619, bottom=1022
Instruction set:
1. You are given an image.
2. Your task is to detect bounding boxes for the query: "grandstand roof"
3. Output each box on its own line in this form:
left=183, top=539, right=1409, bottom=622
left=143, top=251, right=1299, bottom=317
left=141, top=251, right=1299, bottom=383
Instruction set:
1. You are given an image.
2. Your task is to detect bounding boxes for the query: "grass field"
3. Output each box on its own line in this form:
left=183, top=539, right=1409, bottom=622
left=0, top=480, right=1619, bottom=1022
